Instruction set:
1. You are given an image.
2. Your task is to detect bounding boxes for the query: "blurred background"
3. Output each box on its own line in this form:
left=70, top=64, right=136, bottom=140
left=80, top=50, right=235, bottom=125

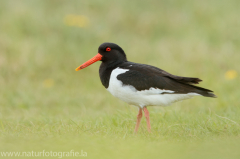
left=0, top=0, right=240, bottom=158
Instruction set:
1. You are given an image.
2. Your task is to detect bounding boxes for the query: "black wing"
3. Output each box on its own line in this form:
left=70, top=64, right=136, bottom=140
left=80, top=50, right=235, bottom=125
left=117, top=62, right=216, bottom=97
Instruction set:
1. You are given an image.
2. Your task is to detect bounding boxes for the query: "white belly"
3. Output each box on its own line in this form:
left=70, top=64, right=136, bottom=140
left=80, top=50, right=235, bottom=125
left=107, top=68, right=200, bottom=108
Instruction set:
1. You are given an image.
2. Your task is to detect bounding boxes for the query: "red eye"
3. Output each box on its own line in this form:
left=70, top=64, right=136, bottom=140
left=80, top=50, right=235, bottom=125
left=106, top=47, right=111, bottom=51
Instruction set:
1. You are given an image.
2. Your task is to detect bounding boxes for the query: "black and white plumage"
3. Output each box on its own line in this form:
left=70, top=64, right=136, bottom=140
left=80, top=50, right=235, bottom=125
left=76, top=42, right=216, bottom=133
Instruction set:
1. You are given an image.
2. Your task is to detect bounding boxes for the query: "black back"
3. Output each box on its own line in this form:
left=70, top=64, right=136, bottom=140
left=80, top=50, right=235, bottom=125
left=117, top=62, right=216, bottom=97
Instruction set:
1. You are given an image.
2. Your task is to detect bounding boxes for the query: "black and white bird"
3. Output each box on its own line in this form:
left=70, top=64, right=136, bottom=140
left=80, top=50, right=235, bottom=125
left=76, top=42, right=216, bottom=133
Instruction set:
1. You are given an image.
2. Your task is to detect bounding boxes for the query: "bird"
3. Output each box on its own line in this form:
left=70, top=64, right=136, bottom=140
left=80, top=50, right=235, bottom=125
left=75, top=42, right=216, bottom=133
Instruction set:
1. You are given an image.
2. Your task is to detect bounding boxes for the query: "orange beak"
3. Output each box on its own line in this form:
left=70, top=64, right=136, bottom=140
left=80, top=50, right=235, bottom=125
left=75, top=53, right=103, bottom=71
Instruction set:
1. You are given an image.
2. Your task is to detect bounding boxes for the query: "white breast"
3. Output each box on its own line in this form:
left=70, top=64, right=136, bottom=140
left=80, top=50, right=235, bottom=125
left=107, top=67, right=200, bottom=108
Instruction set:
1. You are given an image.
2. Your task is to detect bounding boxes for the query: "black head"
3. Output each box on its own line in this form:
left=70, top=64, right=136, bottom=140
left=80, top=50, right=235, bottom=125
left=98, top=42, right=127, bottom=63
left=75, top=42, right=127, bottom=71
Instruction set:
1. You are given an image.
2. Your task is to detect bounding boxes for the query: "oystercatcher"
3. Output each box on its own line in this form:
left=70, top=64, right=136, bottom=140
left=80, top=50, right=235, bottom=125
left=76, top=42, right=216, bottom=133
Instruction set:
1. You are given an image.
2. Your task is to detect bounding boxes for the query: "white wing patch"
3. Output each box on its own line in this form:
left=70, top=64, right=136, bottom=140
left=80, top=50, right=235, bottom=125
left=107, top=67, right=200, bottom=108
left=139, top=88, right=175, bottom=95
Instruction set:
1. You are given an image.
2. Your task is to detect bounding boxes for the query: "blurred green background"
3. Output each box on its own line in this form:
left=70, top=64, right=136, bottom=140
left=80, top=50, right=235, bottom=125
left=0, top=0, right=240, bottom=158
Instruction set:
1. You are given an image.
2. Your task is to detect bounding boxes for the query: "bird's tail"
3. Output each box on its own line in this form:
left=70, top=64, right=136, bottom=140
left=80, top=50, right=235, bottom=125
left=190, top=84, right=217, bottom=98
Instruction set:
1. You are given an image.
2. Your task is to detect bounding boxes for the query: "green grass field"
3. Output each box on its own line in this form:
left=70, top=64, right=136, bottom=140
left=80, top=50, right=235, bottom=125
left=1, top=0, right=240, bottom=158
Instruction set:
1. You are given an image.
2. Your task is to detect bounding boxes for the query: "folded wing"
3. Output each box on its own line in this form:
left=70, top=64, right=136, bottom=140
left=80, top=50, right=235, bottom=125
left=117, top=62, right=216, bottom=98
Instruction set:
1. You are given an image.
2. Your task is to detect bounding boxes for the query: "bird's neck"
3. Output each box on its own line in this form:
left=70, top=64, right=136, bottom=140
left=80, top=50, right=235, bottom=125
left=99, top=60, right=126, bottom=88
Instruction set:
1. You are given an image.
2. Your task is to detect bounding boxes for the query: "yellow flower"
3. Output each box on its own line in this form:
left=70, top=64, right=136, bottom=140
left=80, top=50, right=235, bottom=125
left=43, top=79, right=55, bottom=88
left=64, top=14, right=89, bottom=28
left=225, top=70, right=237, bottom=80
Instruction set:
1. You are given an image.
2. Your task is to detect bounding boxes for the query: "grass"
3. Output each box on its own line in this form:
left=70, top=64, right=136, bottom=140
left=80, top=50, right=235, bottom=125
left=0, top=0, right=240, bottom=158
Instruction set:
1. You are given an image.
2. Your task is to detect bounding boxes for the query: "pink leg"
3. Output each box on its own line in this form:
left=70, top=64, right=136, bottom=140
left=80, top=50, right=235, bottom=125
left=143, top=107, right=151, bottom=132
left=134, top=108, right=142, bottom=133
